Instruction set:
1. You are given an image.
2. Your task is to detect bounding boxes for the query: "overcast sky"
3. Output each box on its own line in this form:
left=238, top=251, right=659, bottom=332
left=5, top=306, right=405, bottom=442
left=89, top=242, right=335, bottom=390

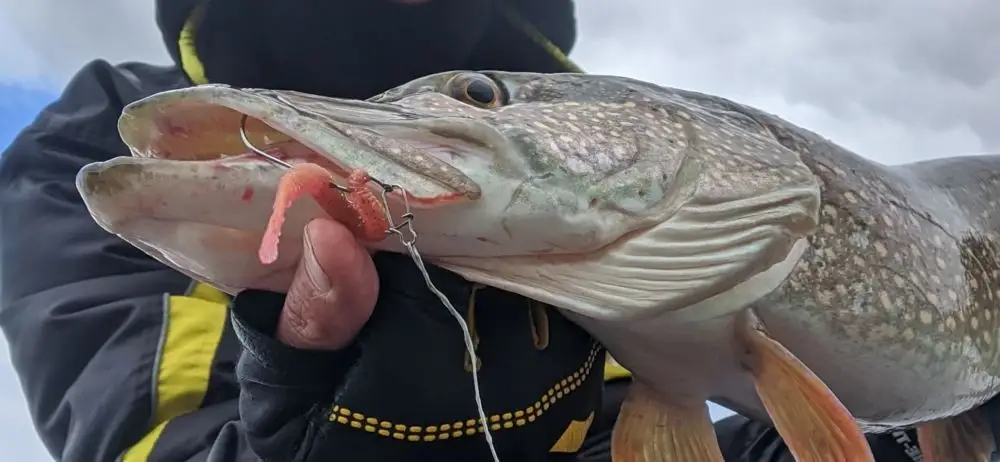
left=1, top=0, right=999, bottom=459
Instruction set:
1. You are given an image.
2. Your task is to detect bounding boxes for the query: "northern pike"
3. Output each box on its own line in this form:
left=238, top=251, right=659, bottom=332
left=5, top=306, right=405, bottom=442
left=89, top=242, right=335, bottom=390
left=76, top=71, right=1000, bottom=461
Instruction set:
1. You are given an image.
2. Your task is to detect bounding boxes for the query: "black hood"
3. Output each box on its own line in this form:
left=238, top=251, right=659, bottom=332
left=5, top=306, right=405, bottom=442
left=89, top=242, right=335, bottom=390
left=155, top=0, right=579, bottom=100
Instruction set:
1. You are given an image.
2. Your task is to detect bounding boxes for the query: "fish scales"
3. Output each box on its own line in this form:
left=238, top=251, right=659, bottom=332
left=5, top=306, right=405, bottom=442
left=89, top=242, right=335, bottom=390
left=76, top=71, right=1000, bottom=460
left=751, top=115, right=1000, bottom=426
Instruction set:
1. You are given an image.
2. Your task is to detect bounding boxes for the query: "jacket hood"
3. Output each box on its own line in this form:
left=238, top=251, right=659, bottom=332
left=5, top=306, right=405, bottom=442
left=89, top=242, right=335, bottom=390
left=155, top=0, right=579, bottom=99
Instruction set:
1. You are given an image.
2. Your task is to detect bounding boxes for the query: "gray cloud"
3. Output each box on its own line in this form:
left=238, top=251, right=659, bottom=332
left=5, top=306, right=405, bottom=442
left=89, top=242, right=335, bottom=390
left=0, top=14, right=45, bottom=84
left=571, top=0, right=1000, bottom=161
left=0, top=0, right=998, bottom=457
left=2, top=0, right=998, bottom=158
left=0, top=0, right=169, bottom=86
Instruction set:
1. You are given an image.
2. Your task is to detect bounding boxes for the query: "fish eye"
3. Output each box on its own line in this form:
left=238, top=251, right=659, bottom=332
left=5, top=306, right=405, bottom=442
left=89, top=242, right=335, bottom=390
left=447, top=73, right=505, bottom=109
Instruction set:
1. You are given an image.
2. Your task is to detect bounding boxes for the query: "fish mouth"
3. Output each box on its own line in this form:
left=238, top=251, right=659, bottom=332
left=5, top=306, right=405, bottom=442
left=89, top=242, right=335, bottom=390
left=117, top=84, right=489, bottom=207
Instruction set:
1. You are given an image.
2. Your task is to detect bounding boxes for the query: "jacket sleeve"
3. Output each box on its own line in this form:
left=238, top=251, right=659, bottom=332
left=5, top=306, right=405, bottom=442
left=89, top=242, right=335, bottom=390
left=0, top=60, right=349, bottom=462
left=228, top=290, right=361, bottom=462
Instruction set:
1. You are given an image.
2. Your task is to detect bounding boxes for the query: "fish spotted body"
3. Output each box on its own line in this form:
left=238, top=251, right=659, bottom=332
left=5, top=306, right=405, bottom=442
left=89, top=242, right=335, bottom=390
left=76, top=71, right=1000, bottom=461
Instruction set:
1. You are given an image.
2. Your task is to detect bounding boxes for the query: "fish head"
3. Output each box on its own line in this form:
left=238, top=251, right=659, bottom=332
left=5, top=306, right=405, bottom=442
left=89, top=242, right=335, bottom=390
left=350, top=70, right=707, bottom=255
left=77, top=72, right=821, bottom=319
left=376, top=71, right=825, bottom=321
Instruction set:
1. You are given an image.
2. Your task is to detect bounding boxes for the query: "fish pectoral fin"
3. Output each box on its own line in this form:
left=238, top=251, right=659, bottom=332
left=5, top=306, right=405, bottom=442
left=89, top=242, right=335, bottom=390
left=741, top=314, right=874, bottom=462
left=611, top=381, right=724, bottom=462
left=917, top=409, right=996, bottom=462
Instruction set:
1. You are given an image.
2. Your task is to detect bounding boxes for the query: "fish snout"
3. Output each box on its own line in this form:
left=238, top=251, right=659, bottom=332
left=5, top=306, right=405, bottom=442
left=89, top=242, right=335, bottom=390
left=77, top=161, right=142, bottom=198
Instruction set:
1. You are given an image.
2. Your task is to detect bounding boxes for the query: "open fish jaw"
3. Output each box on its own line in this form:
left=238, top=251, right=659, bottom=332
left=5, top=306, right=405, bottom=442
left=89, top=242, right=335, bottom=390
left=116, top=84, right=477, bottom=203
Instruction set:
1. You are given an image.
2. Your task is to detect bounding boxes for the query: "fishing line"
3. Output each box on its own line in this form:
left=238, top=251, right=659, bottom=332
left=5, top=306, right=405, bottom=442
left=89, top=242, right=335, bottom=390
left=378, top=185, right=502, bottom=462
left=404, top=241, right=501, bottom=462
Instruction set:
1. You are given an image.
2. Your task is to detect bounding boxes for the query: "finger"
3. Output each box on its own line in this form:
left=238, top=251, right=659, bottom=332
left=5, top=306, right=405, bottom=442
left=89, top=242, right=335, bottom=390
left=276, top=218, right=379, bottom=350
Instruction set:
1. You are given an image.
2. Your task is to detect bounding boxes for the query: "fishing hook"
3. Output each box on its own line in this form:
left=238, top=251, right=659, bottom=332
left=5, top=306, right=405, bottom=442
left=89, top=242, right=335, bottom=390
left=238, top=114, right=294, bottom=169
left=237, top=114, right=352, bottom=193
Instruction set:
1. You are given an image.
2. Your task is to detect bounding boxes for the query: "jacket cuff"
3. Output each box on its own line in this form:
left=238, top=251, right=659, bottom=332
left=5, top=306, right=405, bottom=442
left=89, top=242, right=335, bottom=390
left=230, top=289, right=359, bottom=388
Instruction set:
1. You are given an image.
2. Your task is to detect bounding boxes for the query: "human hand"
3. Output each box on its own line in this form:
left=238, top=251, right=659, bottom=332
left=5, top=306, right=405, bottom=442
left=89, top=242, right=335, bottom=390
left=275, top=218, right=379, bottom=350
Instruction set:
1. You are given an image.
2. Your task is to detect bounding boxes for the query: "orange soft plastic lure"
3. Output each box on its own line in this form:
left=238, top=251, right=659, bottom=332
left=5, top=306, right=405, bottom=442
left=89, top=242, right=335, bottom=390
left=258, top=163, right=390, bottom=264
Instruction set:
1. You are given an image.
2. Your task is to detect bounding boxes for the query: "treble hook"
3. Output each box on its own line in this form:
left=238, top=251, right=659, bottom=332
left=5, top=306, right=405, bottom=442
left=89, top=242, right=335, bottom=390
left=238, top=114, right=351, bottom=193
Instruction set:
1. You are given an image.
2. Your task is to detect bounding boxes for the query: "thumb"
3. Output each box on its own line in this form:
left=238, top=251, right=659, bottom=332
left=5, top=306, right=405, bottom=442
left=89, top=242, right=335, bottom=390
left=276, top=218, right=379, bottom=350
